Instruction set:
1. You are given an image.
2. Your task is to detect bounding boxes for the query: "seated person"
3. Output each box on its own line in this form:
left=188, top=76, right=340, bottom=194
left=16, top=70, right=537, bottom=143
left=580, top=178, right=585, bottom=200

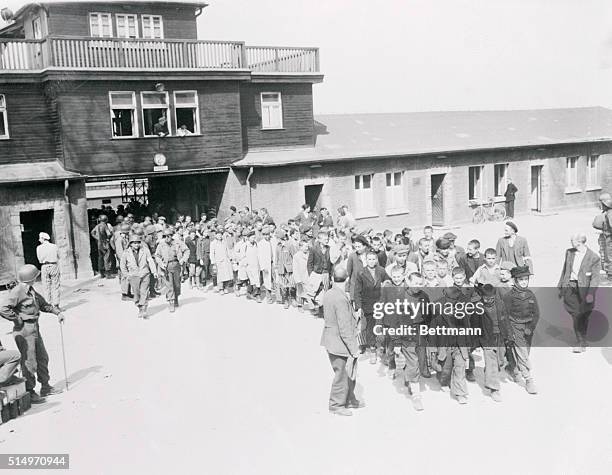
left=0, top=342, right=21, bottom=386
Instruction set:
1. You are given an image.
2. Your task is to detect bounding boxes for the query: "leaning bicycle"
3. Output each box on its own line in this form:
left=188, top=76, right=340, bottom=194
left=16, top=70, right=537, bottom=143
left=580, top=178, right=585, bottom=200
left=470, top=197, right=506, bottom=224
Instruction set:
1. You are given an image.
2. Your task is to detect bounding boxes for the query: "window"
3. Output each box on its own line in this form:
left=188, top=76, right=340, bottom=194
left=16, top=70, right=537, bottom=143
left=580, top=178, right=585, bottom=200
left=494, top=164, right=508, bottom=197
left=32, top=17, right=42, bottom=39
left=385, top=172, right=405, bottom=212
left=141, top=15, right=163, bottom=39
left=109, top=92, right=137, bottom=138
left=174, top=91, right=200, bottom=135
left=354, top=174, right=376, bottom=217
left=468, top=166, right=483, bottom=201
left=89, top=13, right=113, bottom=38
left=141, top=92, right=170, bottom=137
left=116, top=14, right=138, bottom=39
left=0, top=94, right=8, bottom=139
left=587, top=155, right=599, bottom=187
left=260, top=92, right=283, bottom=129
left=566, top=157, right=578, bottom=188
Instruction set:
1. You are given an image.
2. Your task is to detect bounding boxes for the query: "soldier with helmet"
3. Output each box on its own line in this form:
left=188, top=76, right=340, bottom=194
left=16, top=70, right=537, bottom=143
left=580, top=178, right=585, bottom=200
left=120, top=234, right=158, bottom=319
left=114, top=223, right=132, bottom=301
left=155, top=227, right=189, bottom=313
left=593, top=192, right=612, bottom=281
left=0, top=264, right=65, bottom=404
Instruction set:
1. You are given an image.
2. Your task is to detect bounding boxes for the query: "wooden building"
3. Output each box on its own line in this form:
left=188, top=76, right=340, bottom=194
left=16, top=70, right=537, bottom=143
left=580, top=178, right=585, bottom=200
left=230, top=109, right=612, bottom=229
left=0, top=0, right=322, bottom=284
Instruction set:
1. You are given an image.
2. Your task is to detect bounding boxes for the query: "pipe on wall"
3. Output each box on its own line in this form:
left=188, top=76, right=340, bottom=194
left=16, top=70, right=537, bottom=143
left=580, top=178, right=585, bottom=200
left=245, top=166, right=254, bottom=211
left=64, top=179, right=78, bottom=279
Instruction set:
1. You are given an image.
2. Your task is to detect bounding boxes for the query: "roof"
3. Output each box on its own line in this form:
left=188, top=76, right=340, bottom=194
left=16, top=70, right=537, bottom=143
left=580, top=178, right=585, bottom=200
left=0, top=161, right=84, bottom=184
left=1, top=0, right=208, bottom=32
left=234, top=107, right=612, bottom=168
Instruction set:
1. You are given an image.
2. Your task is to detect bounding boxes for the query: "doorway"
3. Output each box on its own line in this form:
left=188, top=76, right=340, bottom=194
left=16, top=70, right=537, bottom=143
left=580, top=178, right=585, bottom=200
left=20, top=209, right=54, bottom=266
left=430, top=174, right=445, bottom=226
left=531, top=166, right=542, bottom=212
left=304, top=184, right=323, bottom=210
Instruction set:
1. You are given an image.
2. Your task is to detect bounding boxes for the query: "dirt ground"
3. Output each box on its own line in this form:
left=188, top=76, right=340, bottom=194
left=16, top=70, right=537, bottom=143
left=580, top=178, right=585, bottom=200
left=1, top=208, right=611, bottom=475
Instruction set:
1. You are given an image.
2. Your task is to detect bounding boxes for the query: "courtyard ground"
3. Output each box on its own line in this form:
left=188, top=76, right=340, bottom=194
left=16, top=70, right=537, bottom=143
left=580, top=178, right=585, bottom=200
left=0, top=208, right=611, bottom=475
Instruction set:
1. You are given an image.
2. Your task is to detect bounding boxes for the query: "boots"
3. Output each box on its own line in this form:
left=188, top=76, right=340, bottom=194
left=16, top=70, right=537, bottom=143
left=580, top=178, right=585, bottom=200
left=257, top=289, right=266, bottom=303
left=141, top=304, right=149, bottom=320
left=408, top=382, right=424, bottom=411
left=525, top=378, right=538, bottom=394
left=266, top=289, right=275, bottom=304
left=282, top=290, right=290, bottom=309
left=169, top=302, right=175, bottom=313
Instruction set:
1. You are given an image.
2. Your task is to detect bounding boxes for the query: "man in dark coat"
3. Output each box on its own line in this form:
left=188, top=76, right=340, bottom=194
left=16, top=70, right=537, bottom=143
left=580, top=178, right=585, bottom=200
left=354, top=251, right=390, bottom=364
left=503, top=178, right=518, bottom=218
left=91, top=214, right=114, bottom=278
left=321, top=267, right=362, bottom=416
left=557, top=233, right=601, bottom=353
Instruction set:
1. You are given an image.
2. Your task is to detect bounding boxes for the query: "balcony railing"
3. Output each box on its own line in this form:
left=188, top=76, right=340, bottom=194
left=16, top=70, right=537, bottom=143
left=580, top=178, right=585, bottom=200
left=0, top=36, right=320, bottom=73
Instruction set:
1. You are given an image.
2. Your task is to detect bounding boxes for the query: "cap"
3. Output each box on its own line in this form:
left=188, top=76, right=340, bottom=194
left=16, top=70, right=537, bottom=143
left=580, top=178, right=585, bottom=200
left=129, top=234, right=142, bottom=243
left=442, top=232, right=457, bottom=241
left=510, top=265, right=531, bottom=279
left=275, top=229, right=287, bottom=239
left=505, top=221, right=518, bottom=233
left=500, top=261, right=515, bottom=271
left=162, top=227, right=174, bottom=237
left=394, top=244, right=410, bottom=255
left=478, top=283, right=496, bottom=297
left=39, top=232, right=50, bottom=241
left=145, top=224, right=157, bottom=236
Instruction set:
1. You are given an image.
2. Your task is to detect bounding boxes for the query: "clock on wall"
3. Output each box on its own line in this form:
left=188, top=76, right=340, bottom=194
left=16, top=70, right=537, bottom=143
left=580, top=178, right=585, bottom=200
left=153, top=153, right=168, bottom=171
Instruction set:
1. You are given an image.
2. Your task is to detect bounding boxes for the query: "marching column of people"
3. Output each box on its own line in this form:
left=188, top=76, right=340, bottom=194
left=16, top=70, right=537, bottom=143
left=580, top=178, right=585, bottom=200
left=75, top=195, right=609, bottom=416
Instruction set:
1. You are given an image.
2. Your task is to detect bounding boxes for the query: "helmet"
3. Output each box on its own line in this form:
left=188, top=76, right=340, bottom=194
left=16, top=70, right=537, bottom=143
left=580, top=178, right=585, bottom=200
left=120, top=223, right=131, bottom=233
left=129, top=234, right=142, bottom=243
left=599, top=192, right=612, bottom=209
left=145, top=224, right=157, bottom=236
left=18, top=264, right=40, bottom=283
left=162, top=227, right=174, bottom=237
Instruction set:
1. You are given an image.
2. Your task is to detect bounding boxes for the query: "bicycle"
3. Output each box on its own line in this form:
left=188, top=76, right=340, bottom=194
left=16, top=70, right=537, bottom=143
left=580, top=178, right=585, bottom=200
left=470, top=197, right=506, bottom=224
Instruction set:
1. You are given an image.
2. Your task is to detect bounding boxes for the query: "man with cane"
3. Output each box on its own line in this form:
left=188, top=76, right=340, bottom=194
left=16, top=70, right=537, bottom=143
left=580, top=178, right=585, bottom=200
left=0, top=264, right=65, bottom=404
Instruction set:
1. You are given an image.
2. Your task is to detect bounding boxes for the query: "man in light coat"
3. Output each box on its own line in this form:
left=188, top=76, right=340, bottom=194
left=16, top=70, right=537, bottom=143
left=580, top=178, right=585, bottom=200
left=321, top=267, right=363, bottom=416
left=120, top=234, right=157, bottom=319
left=557, top=233, right=601, bottom=352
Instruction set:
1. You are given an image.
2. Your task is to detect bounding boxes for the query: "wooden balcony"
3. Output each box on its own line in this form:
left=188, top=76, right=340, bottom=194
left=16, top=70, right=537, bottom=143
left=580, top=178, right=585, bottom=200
left=0, top=36, right=320, bottom=73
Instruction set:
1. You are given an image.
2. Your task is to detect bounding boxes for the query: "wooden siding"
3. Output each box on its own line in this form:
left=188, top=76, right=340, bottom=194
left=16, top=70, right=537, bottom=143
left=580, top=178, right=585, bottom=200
left=240, top=83, right=314, bottom=150
left=56, top=79, right=243, bottom=175
left=0, top=83, right=58, bottom=164
left=46, top=3, right=199, bottom=40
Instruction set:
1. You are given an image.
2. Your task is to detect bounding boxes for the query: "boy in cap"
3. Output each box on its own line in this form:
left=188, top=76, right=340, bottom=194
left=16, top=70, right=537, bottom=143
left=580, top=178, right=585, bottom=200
left=292, top=239, right=310, bottom=311
left=196, top=228, right=211, bottom=290
left=502, top=266, right=539, bottom=394
left=120, top=234, right=157, bottom=319
left=210, top=227, right=233, bottom=294
left=234, top=229, right=250, bottom=296
left=245, top=230, right=261, bottom=300
left=275, top=229, right=296, bottom=309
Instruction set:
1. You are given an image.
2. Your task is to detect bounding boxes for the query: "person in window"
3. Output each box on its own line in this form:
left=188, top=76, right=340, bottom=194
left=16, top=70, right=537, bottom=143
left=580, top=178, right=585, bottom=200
left=154, top=116, right=169, bottom=137
left=177, top=124, right=193, bottom=137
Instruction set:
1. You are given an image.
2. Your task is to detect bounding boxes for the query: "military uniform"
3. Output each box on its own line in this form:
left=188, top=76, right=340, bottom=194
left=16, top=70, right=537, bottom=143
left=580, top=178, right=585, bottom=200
left=155, top=233, right=189, bottom=311
left=0, top=274, right=62, bottom=398
left=593, top=193, right=612, bottom=280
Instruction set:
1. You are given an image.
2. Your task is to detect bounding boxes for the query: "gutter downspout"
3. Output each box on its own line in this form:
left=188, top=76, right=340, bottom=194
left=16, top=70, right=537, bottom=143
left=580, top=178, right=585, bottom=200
left=245, top=166, right=254, bottom=211
left=64, top=179, right=78, bottom=279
